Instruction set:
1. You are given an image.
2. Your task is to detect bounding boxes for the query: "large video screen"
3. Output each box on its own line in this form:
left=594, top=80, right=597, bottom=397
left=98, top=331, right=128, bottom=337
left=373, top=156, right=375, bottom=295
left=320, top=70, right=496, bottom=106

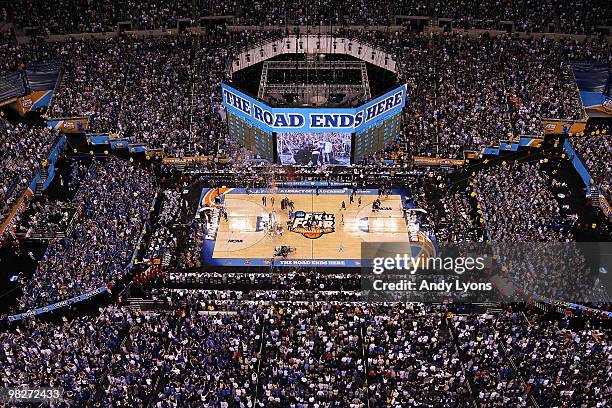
left=276, top=132, right=352, bottom=165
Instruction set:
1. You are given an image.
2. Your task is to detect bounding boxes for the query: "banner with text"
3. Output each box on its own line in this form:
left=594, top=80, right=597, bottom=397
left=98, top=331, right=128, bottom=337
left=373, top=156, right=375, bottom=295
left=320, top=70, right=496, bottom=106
left=47, top=117, right=89, bottom=133
left=222, top=82, right=407, bottom=133
left=17, top=90, right=54, bottom=115
left=543, top=119, right=587, bottom=135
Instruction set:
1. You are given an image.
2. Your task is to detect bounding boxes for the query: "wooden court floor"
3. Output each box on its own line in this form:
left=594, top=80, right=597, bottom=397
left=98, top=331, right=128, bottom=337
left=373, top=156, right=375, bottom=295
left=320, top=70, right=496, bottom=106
left=213, top=192, right=410, bottom=260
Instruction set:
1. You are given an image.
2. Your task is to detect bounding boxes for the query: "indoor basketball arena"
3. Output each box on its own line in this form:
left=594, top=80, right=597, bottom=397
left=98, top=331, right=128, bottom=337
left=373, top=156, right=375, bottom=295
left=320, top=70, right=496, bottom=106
left=0, top=1, right=610, bottom=406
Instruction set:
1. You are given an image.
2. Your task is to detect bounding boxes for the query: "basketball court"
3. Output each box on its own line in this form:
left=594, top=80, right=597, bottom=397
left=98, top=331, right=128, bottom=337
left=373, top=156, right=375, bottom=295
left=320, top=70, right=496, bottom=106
left=200, top=187, right=417, bottom=267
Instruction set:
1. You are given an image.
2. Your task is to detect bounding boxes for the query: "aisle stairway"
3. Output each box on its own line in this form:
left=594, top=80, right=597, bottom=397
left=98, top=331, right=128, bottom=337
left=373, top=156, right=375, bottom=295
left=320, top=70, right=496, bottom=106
left=590, top=187, right=601, bottom=206
left=34, top=168, right=48, bottom=196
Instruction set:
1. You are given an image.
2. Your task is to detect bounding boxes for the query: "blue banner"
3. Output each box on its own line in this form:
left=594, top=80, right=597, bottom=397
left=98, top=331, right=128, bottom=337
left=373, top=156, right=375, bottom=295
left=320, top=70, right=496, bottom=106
left=572, top=63, right=611, bottom=117
left=226, top=187, right=381, bottom=195
left=482, top=146, right=500, bottom=155
left=222, top=83, right=407, bottom=133
left=275, top=181, right=353, bottom=187
left=499, top=141, right=519, bottom=152
left=564, top=139, right=592, bottom=195
left=7, top=286, right=109, bottom=322
left=87, top=134, right=148, bottom=153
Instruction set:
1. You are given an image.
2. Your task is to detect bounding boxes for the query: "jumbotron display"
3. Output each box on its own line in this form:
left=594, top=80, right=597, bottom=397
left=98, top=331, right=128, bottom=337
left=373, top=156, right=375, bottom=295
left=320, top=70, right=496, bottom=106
left=221, top=36, right=405, bottom=164
left=223, top=83, right=407, bottom=164
left=276, top=132, right=351, bottom=165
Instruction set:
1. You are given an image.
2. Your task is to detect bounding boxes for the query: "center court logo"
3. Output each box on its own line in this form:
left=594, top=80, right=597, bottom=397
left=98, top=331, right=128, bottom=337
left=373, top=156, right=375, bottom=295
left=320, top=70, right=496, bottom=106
left=290, top=211, right=335, bottom=239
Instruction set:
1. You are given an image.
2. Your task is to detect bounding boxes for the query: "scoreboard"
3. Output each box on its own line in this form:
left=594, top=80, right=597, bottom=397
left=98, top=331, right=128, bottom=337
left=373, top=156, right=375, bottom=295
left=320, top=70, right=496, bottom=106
left=227, top=111, right=274, bottom=161
left=354, top=112, right=402, bottom=163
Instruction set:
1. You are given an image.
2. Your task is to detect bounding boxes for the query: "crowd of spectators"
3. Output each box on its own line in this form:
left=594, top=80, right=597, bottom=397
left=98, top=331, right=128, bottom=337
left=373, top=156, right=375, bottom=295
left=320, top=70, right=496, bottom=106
left=48, top=38, right=130, bottom=132
left=9, top=161, right=89, bottom=239
left=29, top=36, right=191, bottom=144
left=156, top=270, right=364, bottom=304
left=1, top=294, right=610, bottom=406
left=454, top=310, right=612, bottom=407
left=396, top=0, right=611, bottom=33
left=190, top=41, right=230, bottom=157
left=558, top=0, right=612, bottom=35
left=433, top=189, right=482, bottom=242
left=0, top=2, right=610, bottom=407
left=365, top=304, right=469, bottom=406
left=229, top=0, right=393, bottom=26
left=160, top=288, right=363, bottom=304
left=453, top=313, right=529, bottom=406
left=13, top=0, right=120, bottom=34
left=167, top=270, right=362, bottom=290
left=258, top=302, right=366, bottom=406
left=99, top=312, right=175, bottom=406
left=2, top=28, right=607, bottom=161
left=11, top=0, right=194, bottom=34
left=499, top=311, right=611, bottom=407
left=116, top=36, right=193, bottom=154
left=159, top=308, right=262, bottom=406
left=400, top=33, right=604, bottom=158
left=145, top=188, right=181, bottom=262
left=0, top=33, right=12, bottom=74
left=18, top=198, right=75, bottom=235
left=0, top=35, right=53, bottom=76
left=437, top=0, right=554, bottom=32
left=571, top=124, right=611, bottom=201
left=197, top=0, right=236, bottom=18
left=6, top=0, right=612, bottom=33
left=17, top=158, right=155, bottom=311
left=498, top=240, right=609, bottom=304
left=0, top=306, right=131, bottom=406
left=0, top=121, right=59, bottom=226
left=44, top=33, right=227, bottom=157
left=473, top=160, right=574, bottom=241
